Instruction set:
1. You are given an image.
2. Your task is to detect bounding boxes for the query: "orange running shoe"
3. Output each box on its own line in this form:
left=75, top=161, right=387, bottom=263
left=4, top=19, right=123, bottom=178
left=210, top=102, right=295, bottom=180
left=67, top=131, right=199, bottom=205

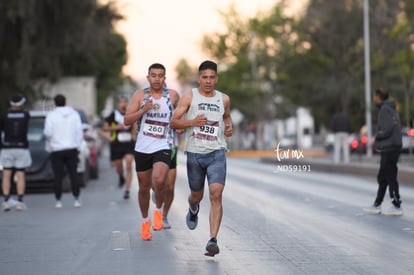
left=141, top=220, right=152, bottom=241
left=153, top=210, right=163, bottom=231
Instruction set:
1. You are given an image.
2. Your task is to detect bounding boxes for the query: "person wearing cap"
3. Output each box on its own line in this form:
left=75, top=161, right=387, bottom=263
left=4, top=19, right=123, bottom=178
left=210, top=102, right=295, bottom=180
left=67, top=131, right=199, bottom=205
left=102, top=95, right=136, bottom=199
left=0, top=94, right=31, bottom=211
left=364, top=88, right=403, bottom=216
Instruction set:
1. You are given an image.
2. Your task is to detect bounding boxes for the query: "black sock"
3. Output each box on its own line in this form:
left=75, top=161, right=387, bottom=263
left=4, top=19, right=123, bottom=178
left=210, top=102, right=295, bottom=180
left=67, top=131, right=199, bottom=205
left=119, top=174, right=125, bottom=186
left=4, top=194, right=10, bottom=202
left=392, top=199, right=401, bottom=208
left=18, top=195, right=24, bottom=202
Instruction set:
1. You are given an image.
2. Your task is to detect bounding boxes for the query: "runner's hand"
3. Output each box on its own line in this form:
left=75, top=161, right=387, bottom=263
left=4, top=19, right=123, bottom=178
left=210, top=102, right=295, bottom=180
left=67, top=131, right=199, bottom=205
left=142, top=99, right=153, bottom=112
left=224, top=124, right=233, bottom=137
left=193, top=114, right=207, bottom=127
left=115, top=124, right=125, bottom=130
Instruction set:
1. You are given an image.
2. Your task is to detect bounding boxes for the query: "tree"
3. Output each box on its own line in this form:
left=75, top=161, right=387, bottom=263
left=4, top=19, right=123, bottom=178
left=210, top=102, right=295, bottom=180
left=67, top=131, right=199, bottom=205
left=0, top=0, right=127, bottom=112
left=278, top=0, right=366, bottom=130
left=201, top=3, right=296, bottom=121
left=174, top=58, right=197, bottom=88
left=384, top=1, right=414, bottom=127
left=199, top=0, right=414, bottom=133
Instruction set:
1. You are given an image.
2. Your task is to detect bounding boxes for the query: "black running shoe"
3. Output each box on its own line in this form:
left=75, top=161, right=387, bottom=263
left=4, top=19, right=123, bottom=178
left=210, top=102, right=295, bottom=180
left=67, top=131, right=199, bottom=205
left=205, top=237, right=220, bottom=257
left=186, top=204, right=199, bottom=230
left=123, top=190, right=129, bottom=200
left=119, top=175, right=125, bottom=188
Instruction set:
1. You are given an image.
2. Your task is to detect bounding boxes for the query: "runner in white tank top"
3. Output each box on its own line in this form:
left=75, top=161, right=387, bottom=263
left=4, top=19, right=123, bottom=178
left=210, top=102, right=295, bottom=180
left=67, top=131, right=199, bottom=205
left=124, top=63, right=180, bottom=241
left=170, top=60, right=233, bottom=257
left=135, top=90, right=172, bottom=154
left=184, top=87, right=228, bottom=154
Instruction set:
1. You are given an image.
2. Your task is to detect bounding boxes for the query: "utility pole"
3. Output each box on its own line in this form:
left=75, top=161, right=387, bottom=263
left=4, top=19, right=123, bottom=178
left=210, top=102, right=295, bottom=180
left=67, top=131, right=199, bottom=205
left=364, top=0, right=373, bottom=158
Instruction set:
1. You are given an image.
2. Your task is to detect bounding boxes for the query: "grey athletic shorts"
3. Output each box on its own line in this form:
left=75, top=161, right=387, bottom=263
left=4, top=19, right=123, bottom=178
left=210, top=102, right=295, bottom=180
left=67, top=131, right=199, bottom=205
left=186, top=150, right=227, bottom=192
left=0, top=148, right=32, bottom=169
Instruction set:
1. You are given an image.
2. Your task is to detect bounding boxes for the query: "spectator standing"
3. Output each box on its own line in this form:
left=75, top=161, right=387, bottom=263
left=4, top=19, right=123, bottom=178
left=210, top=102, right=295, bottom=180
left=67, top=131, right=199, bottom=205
left=0, top=94, right=31, bottom=211
left=331, top=107, right=352, bottom=164
left=102, top=95, right=136, bottom=199
left=44, top=94, right=83, bottom=208
left=364, top=88, right=403, bottom=216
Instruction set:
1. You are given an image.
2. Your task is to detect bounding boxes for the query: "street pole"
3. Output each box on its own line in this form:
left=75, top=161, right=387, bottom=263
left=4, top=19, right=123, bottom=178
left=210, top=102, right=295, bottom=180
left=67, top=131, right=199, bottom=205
left=364, top=0, right=373, bottom=158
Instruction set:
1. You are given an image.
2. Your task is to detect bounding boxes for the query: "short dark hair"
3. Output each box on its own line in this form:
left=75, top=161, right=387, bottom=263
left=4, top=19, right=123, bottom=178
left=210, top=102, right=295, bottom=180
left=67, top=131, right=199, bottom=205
left=54, top=94, right=66, bottom=107
left=375, top=88, right=389, bottom=100
left=148, top=63, right=166, bottom=74
left=198, top=60, right=217, bottom=73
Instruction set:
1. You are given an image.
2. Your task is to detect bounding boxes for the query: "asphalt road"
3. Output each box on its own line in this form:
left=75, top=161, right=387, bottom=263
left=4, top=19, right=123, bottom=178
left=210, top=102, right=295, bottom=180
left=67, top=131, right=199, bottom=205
left=1, top=149, right=414, bottom=275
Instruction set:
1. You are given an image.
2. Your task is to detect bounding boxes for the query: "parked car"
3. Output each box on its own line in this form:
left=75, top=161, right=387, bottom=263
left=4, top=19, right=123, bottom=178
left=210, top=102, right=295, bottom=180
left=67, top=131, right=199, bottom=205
left=76, top=109, right=100, bottom=179
left=401, top=127, right=414, bottom=153
left=324, top=133, right=358, bottom=153
left=350, top=125, right=414, bottom=154
left=348, top=125, right=377, bottom=154
left=25, top=111, right=90, bottom=190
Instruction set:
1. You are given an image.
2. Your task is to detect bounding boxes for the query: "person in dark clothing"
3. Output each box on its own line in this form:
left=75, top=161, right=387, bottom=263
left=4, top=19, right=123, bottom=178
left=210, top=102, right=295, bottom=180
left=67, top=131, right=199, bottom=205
left=331, top=107, right=352, bottom=163
left=364, top=88, right=403, bottom=216
left=102, top=95, right=136, bottom=199
left=0, top=94, right=31, bottom=211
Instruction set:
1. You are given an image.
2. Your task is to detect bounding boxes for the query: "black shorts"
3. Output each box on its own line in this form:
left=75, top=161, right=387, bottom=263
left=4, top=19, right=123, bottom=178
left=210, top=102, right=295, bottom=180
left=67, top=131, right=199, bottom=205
left=110, top=143, right=135, bottom=161
left=135, top=150, right=172, bottom=172
left=170, top=146, right=178, bottom=169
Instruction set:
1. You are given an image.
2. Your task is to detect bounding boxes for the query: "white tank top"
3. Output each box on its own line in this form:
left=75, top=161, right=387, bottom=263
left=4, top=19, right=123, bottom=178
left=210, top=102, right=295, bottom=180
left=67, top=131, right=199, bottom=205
left=135, top=95, right=172, bottom=154
left=184, top=88, right=228, bottom=154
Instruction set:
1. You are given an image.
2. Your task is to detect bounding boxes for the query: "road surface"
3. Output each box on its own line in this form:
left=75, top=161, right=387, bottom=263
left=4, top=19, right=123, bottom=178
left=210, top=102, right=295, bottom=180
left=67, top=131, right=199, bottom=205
left=1, top=150, right=413, bottom=275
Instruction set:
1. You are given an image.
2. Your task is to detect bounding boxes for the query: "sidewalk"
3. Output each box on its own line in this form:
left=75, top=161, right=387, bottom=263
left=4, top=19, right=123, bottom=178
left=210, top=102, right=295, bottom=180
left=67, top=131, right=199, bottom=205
left=228, top=150, right=414, bottom=185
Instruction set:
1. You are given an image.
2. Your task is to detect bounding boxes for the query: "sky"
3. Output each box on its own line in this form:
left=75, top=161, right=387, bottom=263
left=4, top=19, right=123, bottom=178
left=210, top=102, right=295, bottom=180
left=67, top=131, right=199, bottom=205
left=114, top=0, right=305, bottom=88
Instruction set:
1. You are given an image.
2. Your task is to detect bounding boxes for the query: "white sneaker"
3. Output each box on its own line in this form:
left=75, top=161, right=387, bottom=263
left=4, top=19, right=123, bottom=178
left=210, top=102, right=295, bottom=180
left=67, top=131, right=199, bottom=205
left=16, top=202, right=27, bottom=211
left=2, top=201, right=11, bottom=212
left=382, top=206, right=403, bottom=216
left=363, top=205, right=381, bottom=214
left=73, top=200, right=82, bottom=208
left=55, top=201, right=63, bottom=208
left=8, top=198, right=19, bottom=207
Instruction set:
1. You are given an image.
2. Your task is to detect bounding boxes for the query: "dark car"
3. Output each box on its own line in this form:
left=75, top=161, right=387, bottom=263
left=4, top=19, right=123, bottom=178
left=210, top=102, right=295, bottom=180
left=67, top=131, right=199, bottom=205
left=349, top=126, right=376, bottom=154
left=25, top=111, right=90, bottom=191
left=0, top=113, right=62, bottom=192
left=0, top=110, right=99, bottom=191
left=25, top=113, right=56, bottom=187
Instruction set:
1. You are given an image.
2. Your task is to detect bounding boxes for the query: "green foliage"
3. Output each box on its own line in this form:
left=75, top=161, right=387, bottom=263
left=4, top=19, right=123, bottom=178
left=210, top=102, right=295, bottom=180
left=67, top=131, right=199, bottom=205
left=281, top=0, right=366, bottom=129
left=200, top=3, right=296, bottom=121
left=175, top=58, right=197, bottom=88
left=198, top=0, right=414, bottom=130
left=0, top=0, right=127, bottom=112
